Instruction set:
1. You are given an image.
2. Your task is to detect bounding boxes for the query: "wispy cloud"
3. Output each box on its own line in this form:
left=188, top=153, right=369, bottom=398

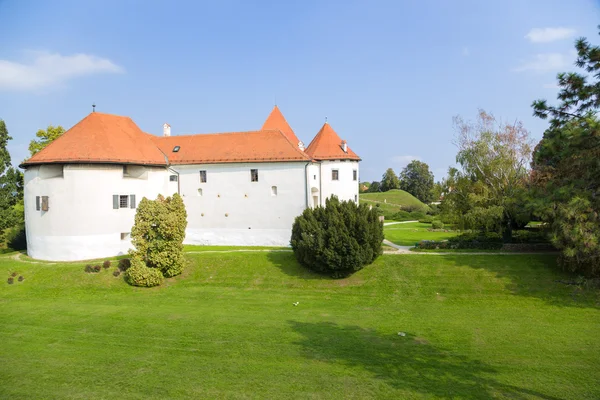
left=525, top=27, right=576, bottom=43
left=391, top=155, right=420, bottom=168
left=0, top=51, right=124, bottom=91
left=513, top=53, right=570, bottom=73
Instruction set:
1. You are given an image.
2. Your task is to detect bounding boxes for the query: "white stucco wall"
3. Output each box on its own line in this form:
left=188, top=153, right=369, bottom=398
left=24, top=164, right=170, bottom=261
left=171, top=161, right=310, bottom=246
left=319, top=160, right=359, bottom=205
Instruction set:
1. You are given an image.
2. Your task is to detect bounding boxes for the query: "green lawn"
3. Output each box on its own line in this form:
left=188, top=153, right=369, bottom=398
left=385, top=222, right=460, bottom=246
left=1, top=251, right=599, bottom=399
left=361, top=189, right=429, bottom=211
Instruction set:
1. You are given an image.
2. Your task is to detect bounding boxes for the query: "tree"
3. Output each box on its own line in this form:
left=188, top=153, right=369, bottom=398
left=0, top=119, right=24, bottom=243
left=28, top=125, right=65, bottom=157
left=368, top=181, right=381, bottom=193
left=290, top=197, right=383, bottom=278
left=126, top=193, right=188, bottom=286
left=430, top=181, right=443, bottom=203
left=399, top=160, right=434, bottom=203
left=380, top=168, right=400, bottom=192
left=530, top=28, right=600, bottom=276
left=443, top=110, right=533, bottom=239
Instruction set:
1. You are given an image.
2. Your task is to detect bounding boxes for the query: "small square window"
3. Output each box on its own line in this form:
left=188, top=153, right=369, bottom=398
left=353, top=170, right=357, bottom=181
left=271, top=186, right=277, bottom=196
left=170, top=175, right=178, bottom=182
left=313, top=174, right=316, bottom=180
left=332, top=170, right=339, bottom=181
left=198, top=188, right=203, bottom=196
left=251, top=169, right=258, bottom=182
left=119, top=195, right=129, bottom=208
left=354, top=194, right=358, bottom=202
left=200, top=170, right=207, bottom=183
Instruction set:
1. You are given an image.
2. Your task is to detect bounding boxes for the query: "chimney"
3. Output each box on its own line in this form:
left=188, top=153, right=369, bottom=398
left=341, top=140, right=347, bottom=153
left=298, top=141, right=305, bottom=151
left=163, top=123, right=171, bottom=137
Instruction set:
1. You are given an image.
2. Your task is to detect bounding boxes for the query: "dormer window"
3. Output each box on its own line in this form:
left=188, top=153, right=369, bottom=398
left=173, top=146, right=180, bottom=152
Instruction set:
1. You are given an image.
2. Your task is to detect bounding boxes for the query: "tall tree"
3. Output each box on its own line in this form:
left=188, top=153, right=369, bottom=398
left=28, top=125, right=65, bottom=157
left=0, top=119, right=24, bottom=240
left=399, top=160, right=434, bottom=203
left=443, top=110, right=532, bottom=238
left=531, top=27, right=600, bottom=276
left=380, top=168, right=400, bottom=192
left=368, top=181, right=381, bottom=193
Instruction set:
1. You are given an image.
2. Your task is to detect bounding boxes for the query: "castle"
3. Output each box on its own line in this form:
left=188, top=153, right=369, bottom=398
left=21, top=107, right=361, bottom=261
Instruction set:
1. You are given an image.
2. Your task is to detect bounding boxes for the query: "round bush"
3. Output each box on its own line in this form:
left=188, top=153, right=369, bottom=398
left=290, top=197, right=384, bottom=277
left=431, top=220, right=444, bottom=229
left=125, top=257, right=164, bottom=287
left=103, top=260, right=111, bottom=269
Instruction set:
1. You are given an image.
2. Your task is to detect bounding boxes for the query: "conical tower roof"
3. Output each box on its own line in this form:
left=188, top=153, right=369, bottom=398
left=305, top=122, right=360, bottom=161
left=261, top=106, right=301, bottom=146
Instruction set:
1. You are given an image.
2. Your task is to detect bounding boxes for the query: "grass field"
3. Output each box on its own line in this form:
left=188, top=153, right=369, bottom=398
left=385, top=222, right=460, bottom=246
left=361, top=189, right=429, bottom=211
left=1, top=250, right=599, bottom=399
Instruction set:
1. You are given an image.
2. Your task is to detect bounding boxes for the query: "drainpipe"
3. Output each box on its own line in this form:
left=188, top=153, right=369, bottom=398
left=304, top=162, right=310, bottom=209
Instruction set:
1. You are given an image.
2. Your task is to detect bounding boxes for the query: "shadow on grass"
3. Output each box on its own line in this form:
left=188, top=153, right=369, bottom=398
left=290, top=321, right=561, bottom=400
left=439, top=254, right=600, bottom=309
left=266, top=251, right=333, bottom=281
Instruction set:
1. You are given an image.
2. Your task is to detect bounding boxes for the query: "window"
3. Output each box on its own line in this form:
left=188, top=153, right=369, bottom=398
left=173, top=146, right=180, bottom=152
left=251, top=169, right=258, bottom=182
left=271, top=186, right=277, bottom=196
left=332, top=169, right=339, bottom=181
left=170, top=175, right=178, bottom=182
left=197, top=188, right=203, bottom=196
left=123, top=166, right=130, bottom=177
left=354, top=194, right=358, bottom=202
left=113, top=195, right=135, bottom=209
left=353, top=170, right=357, bottom=181
left=119, top=195, right=129, bottom=208
left=199, top=170, right=207, bottom=183
left=314, top=174, right=317, bottom=180
left=36, top=196, right=40, bottom=211
left=121, top=232, right=130, bottom=241
left=41, top=196, right=49, bottom=211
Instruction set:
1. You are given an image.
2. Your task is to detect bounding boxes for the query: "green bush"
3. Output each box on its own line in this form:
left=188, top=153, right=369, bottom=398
left=431, top=220, right=444, bottom=229
left=118, top=259, right=131, bottom=272
left=510, top=229, right=549, bottom=244
left=419, top=215, right=434, bottom=224
left=130, top=194, right=188, bottom=281
left=5, top=223, right=26, bottom=250
left=125, top=257, right=164, bottom=287
left=291, top=197, right=383, bottom=278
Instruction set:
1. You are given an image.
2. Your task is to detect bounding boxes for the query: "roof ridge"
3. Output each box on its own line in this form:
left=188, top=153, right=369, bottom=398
left=151, top=129, right=284, bottom=139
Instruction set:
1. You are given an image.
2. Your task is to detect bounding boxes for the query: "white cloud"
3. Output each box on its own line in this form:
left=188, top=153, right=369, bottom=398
left=391, top=155, right=420, bottom=168
left=513, top=53, right=570, bottom=73
left=525, top=27, right=576, bottom=43
left=0, top=51, right=124, bottom=91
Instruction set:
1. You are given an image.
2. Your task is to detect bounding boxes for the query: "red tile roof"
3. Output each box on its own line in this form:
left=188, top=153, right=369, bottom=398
left=261, top=106, right=302, bottom=146
left=305, top=123, right=360, bottom=161
left=21, top=110, right=357, bottom=167
left=21, top=112, right=168, bottom=167
left=151, top=130, right=311, bottom=164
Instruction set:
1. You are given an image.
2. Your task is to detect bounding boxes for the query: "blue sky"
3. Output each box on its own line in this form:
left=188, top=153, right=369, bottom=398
left=0, top=0, right=598, bottom=181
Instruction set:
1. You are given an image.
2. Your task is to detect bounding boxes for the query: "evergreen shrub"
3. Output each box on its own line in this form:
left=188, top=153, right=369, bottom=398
left=290, top=197, right=384, bottom=278
left=431, top=220, right=444, bottom=229
left=124, top=257, right=164, bottom=287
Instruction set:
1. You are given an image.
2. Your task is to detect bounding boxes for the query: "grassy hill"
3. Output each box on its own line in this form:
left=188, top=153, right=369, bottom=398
left=361, top=189, right=429, bottom=214
left=1, top=249, right=599, bottom=399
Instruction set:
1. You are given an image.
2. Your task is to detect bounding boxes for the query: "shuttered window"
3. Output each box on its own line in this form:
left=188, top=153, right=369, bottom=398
left=332, top=170, right=339, bottom=181
left=199, top=170, right=207, bottom=183
left=41, top=196, right=49, bottom=211
left=113, top=194, right=136, bottom=209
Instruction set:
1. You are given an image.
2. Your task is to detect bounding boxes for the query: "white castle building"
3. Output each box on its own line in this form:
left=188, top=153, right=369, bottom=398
left=21, top=106, right=361, bottom=261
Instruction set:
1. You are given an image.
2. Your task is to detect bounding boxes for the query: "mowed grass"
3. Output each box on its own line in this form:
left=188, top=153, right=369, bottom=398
left=1, top=251, right=599, bottom=399
left=361, top=189, right=429, bottom=211
left=385, top=222, right=460, bottom=246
